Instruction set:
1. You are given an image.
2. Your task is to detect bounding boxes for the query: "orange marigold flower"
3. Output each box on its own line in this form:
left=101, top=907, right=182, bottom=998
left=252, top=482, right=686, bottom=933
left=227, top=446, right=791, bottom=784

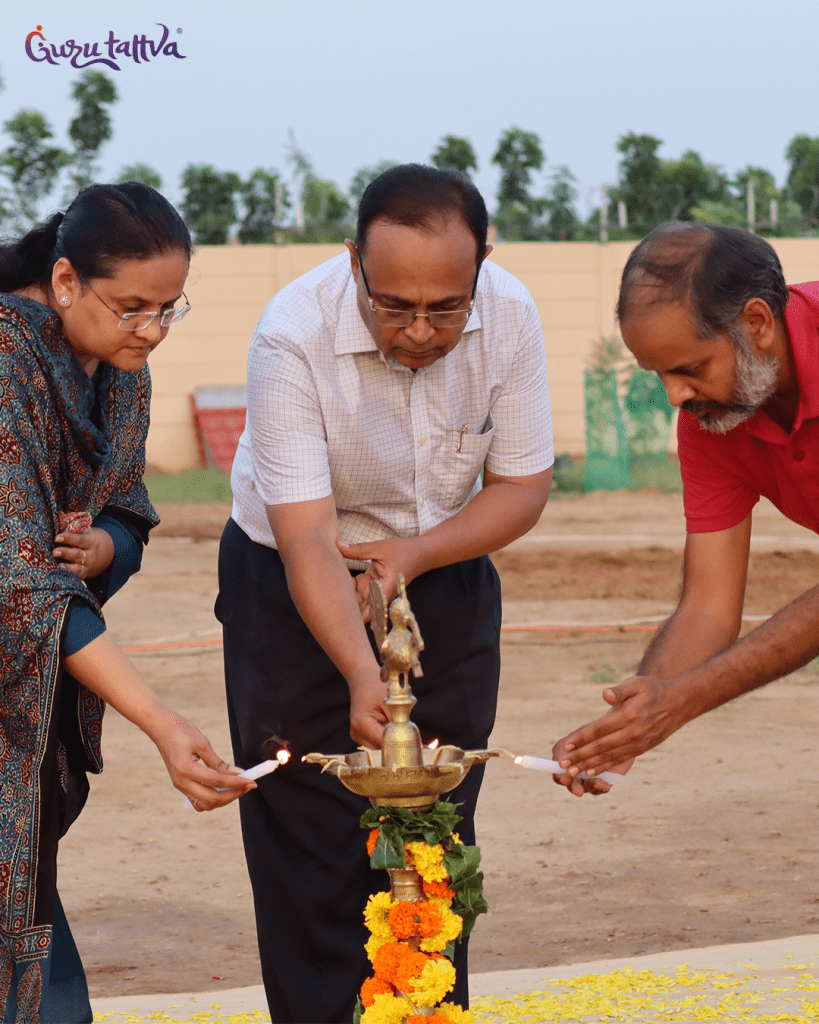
left=408, top=1016, right=451, bottom=1024
left=361, top=974, right=394, bottom=1007
left=387, top=900, right=443, bottom=940
left=367, top=828, right=379, bottom=857
left=423, top=878, right=456, bottom=900
left=388, top=901, right=418, bottom=940
left=415, top=900, right=443, bottom=937
left=372, top=941, right=428, bottom=991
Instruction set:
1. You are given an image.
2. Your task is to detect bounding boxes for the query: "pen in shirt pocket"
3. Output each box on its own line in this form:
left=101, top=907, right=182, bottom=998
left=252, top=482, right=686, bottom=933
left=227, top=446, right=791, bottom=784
left=456, top=423, right=468, bottom=453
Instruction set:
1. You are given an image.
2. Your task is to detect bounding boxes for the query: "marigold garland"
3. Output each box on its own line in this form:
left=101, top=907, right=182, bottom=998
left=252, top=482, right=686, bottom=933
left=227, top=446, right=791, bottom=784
left=359, top=992, right=414, bottom=1024
left=419, top=903, right=463, bottom=953
left=405, top=841, right=448, bottom=882
left=361, top=975, right=395, bottom=1007
left=372, top=941, right=429, bottom=992
left=422, top=878, right=456, bottom=901
left=357, top=801, right=479, bottom=1024
left=388, top=900, right=443, bottom=940
left=409, top=957, right=457, bottom=1006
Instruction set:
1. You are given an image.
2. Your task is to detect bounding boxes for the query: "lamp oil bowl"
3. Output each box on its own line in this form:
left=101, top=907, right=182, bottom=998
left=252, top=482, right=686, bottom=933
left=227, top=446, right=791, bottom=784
left=303, top=575, right=509, bottom=808
left=303, top=743, right=508, bottom=809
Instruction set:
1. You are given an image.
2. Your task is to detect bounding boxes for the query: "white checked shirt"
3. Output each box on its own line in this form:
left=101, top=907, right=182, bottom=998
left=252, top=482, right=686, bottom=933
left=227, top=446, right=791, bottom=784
left=231, top=253, right=553, bottom=561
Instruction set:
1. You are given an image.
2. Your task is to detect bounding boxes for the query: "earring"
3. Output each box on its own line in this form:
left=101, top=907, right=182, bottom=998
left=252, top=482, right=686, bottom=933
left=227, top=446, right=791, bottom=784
left=59, top=295, right=69, bottom=305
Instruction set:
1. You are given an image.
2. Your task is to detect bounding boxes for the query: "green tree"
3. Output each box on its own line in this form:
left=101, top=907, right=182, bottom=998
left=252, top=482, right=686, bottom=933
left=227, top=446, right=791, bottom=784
left=0, top=110, right=70, bottom=229
left=348, top=161, right=399, bottom=208
left=285, top=132, right=351, bottom=242
left=179, top=164, right=241, bottom=244
left=238, top=168, right=290, bottom=243
left=116, top=163, right=162, bottom=189
left=611, top=133, right=664, bottom=231
left=492, top=126, right=546, bottom=240
left=660, top=149, right=728, bottom=221
left=786, top=134, right=819, bottom=226
left=543, top=165, right=579, bottom=240
left=65, top=71, right=118, bottom=194
left=430, top=135, right=477, bottom=178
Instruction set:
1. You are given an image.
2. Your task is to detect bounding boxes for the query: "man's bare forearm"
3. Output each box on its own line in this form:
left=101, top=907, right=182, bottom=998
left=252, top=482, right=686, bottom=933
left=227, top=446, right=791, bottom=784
left=281, top=534, right=380, bottom=686
left=638, top=603, right=742, bottom=678
left=677, top=581, right=819, bottom=712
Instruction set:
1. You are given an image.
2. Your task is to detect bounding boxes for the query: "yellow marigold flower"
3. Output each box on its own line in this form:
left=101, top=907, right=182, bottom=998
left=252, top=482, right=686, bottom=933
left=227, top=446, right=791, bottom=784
left=405, top=841, right=448, bottom=882
left=419, top=902, right=463, bottom=952
left=408, top=957, right=456, bottom=1007
left=438, top=1002, right=473, bottom=1023
left=364, top=891, right=394, bottom=940
left=450, top=833, right=463, bottom=845
left=366, top=932, right=390, bottom=964
left=360, top=991, right=414, bottom=1024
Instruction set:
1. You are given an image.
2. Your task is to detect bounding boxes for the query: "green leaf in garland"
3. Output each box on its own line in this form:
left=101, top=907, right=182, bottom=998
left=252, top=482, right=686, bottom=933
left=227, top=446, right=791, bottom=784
left=442, top=940, right=456, bottom=961
left=353, top=993, right=363, bottom=1024
left=369, top=827, right=406, bottom=870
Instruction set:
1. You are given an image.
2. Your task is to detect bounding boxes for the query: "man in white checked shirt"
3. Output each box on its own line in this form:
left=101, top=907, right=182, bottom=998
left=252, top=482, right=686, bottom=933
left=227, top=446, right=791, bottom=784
left=216, top=164, right=553, bottom=1023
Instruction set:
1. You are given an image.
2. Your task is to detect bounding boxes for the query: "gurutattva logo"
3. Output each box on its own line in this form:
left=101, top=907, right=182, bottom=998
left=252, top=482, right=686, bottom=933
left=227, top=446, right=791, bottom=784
left=25, top=23, right=186, bottom=70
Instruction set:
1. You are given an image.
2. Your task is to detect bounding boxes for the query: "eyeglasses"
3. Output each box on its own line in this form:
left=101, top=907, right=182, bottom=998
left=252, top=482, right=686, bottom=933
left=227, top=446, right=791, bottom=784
left=78, top=274, right=191, bottom=331
left=358, top=258, right=476, bottom=329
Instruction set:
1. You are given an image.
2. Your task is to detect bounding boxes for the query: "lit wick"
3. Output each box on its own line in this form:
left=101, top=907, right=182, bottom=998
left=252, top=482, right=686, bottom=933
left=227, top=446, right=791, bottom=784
left=428, top=738, right=440, bottom=750
left=514, top=754, right=625, bottom=786
left=182, top=749, right=291, bottom=809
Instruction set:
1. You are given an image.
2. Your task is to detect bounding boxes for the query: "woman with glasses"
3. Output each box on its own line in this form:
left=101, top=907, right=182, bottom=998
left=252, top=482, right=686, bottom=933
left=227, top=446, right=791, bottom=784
left=0, top=182, right=252, bottom=1023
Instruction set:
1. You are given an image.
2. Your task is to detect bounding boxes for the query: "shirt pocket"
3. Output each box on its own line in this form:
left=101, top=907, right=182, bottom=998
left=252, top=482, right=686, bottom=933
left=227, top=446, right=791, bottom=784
left=438, top=416, right=496, bottom=511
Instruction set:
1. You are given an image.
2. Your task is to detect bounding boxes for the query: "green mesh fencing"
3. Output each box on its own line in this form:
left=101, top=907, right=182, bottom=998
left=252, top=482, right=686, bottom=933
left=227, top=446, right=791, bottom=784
left=623, top=368, right=675, bottom=464
left=583, top=369, right=630, bottom=492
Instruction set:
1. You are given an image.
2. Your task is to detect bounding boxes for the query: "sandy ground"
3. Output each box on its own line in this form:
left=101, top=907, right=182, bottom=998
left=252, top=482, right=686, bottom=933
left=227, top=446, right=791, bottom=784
left=57, top=490, right=819, bottom=998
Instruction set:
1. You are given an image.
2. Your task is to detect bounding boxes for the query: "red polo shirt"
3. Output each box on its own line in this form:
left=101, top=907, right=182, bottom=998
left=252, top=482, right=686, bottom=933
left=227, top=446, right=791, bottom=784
left=678, top=281, right=819, bottom=534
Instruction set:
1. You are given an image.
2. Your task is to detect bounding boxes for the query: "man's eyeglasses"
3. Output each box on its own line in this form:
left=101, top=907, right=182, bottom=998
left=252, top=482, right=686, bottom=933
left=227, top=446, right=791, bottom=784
left=358, top=259, right=476, bottom=329
left=78, top=274, right=191, bottom=331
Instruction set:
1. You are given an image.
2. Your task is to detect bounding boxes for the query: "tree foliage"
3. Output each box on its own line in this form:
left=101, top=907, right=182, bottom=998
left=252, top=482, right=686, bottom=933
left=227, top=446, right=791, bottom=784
left=239, top=168, right=290, bottom=243
left=179, top=164, right=241, bottom=244
left=0, top=110, right=70, bottom=230
left=66, top=71, right=118, bottom=193
left=116, top=163, right=162, bottom=189
left=492, top=126, right=546, bottom=240
left=430, top=135, right=477, bottom=178
left=543, top=165, right=579, bottom=240
left=786, top=135, right=819, bottom=226
left=348, top=161, right=399, bottom=209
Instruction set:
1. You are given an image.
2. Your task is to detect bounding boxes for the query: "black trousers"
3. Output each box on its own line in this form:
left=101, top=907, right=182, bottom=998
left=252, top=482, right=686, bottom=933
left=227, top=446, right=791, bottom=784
left=215, top=519, right=501, bottom=1024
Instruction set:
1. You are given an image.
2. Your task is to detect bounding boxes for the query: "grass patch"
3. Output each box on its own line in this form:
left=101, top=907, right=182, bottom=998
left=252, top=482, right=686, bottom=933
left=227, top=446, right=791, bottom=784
left=144, top=469, right=232, bottom=504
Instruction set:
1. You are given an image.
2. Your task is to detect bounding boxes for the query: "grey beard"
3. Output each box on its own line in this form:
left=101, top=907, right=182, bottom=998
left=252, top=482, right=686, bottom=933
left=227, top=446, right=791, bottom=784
left=686, top=333, right=779, bottom=434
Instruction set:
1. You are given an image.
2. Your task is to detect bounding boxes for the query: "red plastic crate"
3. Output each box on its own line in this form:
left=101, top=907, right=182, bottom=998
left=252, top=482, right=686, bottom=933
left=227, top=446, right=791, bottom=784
left=189, top=388, right=247, bottom=475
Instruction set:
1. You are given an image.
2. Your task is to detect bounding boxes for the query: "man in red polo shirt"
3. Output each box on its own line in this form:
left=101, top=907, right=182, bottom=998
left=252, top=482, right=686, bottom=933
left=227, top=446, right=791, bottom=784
left=553, top=222, right=819, bottom=795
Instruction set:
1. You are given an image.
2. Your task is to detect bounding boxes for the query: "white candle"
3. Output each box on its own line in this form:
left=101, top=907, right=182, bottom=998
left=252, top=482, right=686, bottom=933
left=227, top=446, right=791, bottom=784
left=514, top=754, right=625, bottom=786
left=182, top=751, right=290, bottom=810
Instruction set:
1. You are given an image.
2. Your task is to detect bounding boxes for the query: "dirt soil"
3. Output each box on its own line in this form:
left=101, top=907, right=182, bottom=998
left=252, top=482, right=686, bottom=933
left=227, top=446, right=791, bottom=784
left=58, top=491, right=819, bottom=997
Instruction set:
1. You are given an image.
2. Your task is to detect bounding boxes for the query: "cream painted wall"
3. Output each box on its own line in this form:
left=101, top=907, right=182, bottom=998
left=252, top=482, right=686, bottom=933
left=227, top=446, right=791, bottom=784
left=145, top=238, right=819, bottom=472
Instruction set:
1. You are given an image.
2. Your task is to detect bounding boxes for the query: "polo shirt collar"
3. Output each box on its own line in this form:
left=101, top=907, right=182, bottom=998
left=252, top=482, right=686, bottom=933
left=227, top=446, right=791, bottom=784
left=784, top=285, right=819, bottom=431
left=747, top=285, right=819, bottom=442
left=332, top=269, right=483, bottom=359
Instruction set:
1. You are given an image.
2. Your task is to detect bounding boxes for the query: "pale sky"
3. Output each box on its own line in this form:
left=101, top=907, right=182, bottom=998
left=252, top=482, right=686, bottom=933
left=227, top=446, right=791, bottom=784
left=2, top=0, right=818, bottom=221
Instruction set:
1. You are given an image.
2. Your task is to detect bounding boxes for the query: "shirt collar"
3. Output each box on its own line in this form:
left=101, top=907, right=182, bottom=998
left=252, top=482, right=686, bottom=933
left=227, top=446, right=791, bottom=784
left=747, top=283, right=819, bottom=441
left=783, top=284, right=819, bottom=430
left=332, top=268, right=483, bottom=360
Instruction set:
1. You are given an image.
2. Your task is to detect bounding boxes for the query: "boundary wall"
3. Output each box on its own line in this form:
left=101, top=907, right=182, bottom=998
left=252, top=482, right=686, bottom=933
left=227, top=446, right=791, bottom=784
left=145, top=239, right=819, bottom=473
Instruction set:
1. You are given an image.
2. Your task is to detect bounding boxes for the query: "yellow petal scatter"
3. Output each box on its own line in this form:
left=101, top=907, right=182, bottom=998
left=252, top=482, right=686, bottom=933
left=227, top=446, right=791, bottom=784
left=471, top=961, right=819, bottom=1023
